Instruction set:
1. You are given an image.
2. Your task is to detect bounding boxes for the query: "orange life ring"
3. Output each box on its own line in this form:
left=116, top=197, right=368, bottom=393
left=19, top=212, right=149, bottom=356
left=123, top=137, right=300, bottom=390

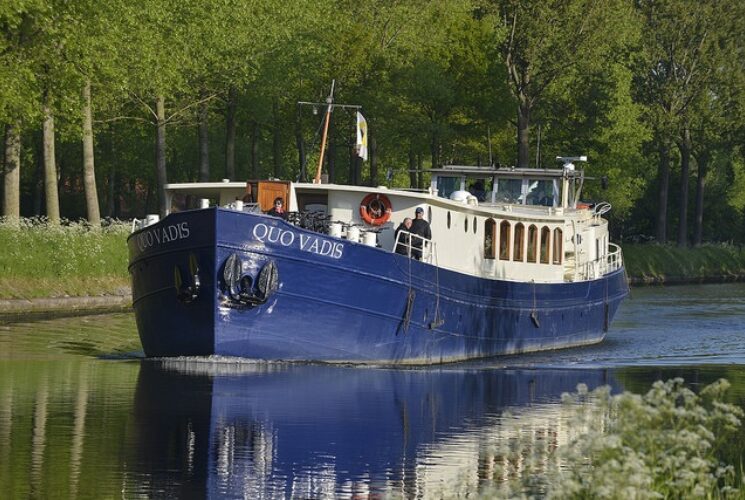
left=359, top=193, right=392, bottom=226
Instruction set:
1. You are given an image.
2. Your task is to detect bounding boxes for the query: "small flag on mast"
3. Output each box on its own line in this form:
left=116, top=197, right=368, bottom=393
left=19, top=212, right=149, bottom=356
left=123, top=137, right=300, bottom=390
left=356, top=111, right=368, bottom=161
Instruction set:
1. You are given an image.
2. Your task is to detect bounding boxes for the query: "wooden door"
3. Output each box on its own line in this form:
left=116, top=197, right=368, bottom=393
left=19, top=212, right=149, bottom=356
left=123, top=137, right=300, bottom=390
left=257, top=181, right=290, bottom=211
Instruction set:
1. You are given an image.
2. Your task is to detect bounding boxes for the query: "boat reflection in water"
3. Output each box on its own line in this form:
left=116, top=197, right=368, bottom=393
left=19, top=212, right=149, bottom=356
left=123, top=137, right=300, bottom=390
left=132, top=360, right=615, bottom=498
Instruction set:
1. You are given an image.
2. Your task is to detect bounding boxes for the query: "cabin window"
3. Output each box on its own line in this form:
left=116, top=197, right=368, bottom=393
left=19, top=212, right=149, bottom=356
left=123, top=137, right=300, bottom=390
left=495, top=179, right=523, bottom=204
left=527, top=225, right=538, bottom=263
left=553, top=228, right=563, bottom=264
left=540, top=226, right=551, bottom=264
left=465, top=216, right=469, bottom=233
left=437, top=176, right=460, bottom=199
left=428, top=206, right=433, bottom=224
left=447, top=211, right=451, bottom=229
left=473, top=217, right=477, bottom=234
left=499, top=221, right=511, bottom=260
left=513, top=223, right=525, bottom=262
left=484, top=218, right=496, bottom=259
left=526, top=179, right=555, bottom=207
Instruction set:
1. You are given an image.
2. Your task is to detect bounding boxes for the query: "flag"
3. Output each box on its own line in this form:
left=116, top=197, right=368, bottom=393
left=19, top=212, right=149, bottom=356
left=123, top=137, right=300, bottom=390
left=356, top=111, right=368, bottom=161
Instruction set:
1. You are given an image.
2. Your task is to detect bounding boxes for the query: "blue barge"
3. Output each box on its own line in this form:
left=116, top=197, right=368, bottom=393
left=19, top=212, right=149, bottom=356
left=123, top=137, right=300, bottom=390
left=128, top=159, right=628, bottom=363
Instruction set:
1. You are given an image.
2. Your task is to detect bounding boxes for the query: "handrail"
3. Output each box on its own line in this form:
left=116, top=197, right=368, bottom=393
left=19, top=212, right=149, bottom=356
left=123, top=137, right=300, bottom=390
left=393, top=230, right=435, bottom=264
left=577, top=242, right=623, bottom=280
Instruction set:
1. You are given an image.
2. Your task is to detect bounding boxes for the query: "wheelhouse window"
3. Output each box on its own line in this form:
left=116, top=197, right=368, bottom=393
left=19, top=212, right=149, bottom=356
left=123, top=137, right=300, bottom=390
left=437, top=176, right=461, bottom=199
left=499, top=221, right=511, bottom=260
left=484, top=218, right=496, bottom=259
left=527, top=224, right=538, bottom=263
left=540, top=226, right=551, bottom=264
left=553, top=228, right=563, bottom=264
left=526, top=179, right=556, bottom=207
left=513, top=223, right=525, bottom=262
left=495, top=179, right=523, bottom=204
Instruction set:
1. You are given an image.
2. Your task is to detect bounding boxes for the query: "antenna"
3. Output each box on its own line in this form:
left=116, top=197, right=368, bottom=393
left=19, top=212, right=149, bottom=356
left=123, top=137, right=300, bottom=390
left=556, top=156, right=587, bottom=170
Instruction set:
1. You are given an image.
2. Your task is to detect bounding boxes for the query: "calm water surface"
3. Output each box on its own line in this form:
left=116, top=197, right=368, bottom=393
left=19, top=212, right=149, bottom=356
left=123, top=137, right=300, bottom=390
left=1, top=283, right=745, bottom=498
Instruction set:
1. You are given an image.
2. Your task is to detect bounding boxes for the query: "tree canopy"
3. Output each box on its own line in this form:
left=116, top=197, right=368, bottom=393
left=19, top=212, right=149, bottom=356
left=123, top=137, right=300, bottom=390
left=2, top=0, right=745, bottom=245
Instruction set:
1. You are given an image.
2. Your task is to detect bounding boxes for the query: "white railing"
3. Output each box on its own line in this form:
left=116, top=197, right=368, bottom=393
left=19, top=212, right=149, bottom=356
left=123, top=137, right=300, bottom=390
left=393, top=230, right=435, bottom=264
left=577, top=243, right=623, bottom=280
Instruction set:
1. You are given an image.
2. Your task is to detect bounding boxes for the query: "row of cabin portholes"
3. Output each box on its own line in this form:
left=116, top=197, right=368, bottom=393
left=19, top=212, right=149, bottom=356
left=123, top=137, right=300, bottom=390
left=483, top=219, right=563, bottom=265
left=446, top=211, right=478, bottom=235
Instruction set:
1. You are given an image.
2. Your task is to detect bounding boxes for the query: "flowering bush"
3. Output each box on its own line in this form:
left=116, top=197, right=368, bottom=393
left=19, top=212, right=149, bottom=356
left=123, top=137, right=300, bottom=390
left=0, top=217, right=130, bottom=278
left=485, top=378, right=744, bottom=499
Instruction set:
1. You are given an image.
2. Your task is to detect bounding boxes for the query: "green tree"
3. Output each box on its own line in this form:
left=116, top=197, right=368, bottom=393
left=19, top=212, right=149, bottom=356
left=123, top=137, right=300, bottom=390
left=494, top=0, right=637, bottom=168
left=634, top=0, right=740, bottom=245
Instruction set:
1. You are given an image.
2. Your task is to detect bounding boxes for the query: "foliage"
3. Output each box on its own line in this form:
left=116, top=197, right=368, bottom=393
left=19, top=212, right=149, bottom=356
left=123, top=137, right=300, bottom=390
left=485, top=378, right=744, bottom=499
left=0, top=218, right=129, bottom=298
left=1, top=0, right=745, bottom=243
left=623, top=243, right=745, bottom=283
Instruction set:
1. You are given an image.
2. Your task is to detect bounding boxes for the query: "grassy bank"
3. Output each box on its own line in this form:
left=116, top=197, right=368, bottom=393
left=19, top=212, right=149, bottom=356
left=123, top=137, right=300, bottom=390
left=0, top=219, right=130, bottom=299
left=623, top=243, right=745, bottom=284
left=2, top=219, right=745, bottom=300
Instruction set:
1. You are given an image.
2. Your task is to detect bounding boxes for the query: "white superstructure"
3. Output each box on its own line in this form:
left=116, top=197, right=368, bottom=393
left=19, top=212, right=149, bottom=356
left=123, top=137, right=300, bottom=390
left=160, top=159, right=621, bottom=285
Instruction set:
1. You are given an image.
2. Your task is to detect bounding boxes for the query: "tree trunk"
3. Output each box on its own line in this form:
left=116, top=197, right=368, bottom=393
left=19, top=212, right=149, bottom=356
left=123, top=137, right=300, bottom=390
left=33, top=132, right=43, bottom=216
left=693, top=152, right=708, bottom=246
left=417, top=154, right=423, bottom=189
left=272, top=99, right=281, bottom=179
left=369, top=135, right=378, bottom=186
left=408, top=146, right=417, bottom=188
left=43, top=96, right=60, bottom=224
left=105, top=129, right=117, bottom=218
left=429, top=119, right=439, bottom=169
left=250, top=121, right=259, bottom=178
left=3, top=123, right=21, bottom=223
left=676, top=126, right=691, bottom=247
left=225, top=87, right=236, bottom=180
left=155, top=95, right=168, bottom=216
left=296, top=106, right=306, bottom=181
left=82, top=79, right=101, bottom=226
left=655, top=143, right=670, bottom=243
left=517, top=99, right=530, bottom=168
left=198, top=93, right=209, bottom=182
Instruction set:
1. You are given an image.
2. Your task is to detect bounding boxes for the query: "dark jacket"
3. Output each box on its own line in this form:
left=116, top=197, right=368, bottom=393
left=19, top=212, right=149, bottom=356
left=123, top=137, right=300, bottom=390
left=410, top=218, right=432, bottom=244
left=267, top=207, right=287, bottom=220
left=394, top=223, right=411, bottom=255
left=409, top=218, right=431, bottom=260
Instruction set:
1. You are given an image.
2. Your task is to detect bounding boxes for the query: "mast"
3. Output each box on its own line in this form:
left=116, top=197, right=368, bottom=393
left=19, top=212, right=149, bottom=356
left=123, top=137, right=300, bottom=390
left=298, top=82, right=361, bottom=184
left=314, top=80, right=335, bottom=184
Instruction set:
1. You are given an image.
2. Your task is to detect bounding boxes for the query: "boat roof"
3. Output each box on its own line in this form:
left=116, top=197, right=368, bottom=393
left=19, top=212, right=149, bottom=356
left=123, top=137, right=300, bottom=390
left=427, top=165, right=583, bottom=179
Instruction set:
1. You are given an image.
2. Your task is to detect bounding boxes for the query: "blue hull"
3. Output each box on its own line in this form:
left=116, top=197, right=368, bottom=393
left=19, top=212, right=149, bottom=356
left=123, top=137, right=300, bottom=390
left=128, top=208, right=629, bottom=363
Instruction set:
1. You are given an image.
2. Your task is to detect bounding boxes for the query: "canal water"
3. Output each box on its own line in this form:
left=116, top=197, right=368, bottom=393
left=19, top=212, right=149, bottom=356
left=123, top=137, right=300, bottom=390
left=1, top=283, right=744, bottom=498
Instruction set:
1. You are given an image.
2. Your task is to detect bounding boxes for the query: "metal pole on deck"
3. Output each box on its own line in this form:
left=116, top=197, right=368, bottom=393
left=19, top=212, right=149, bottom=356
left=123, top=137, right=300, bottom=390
left=314, top=80, right=335, bottom=184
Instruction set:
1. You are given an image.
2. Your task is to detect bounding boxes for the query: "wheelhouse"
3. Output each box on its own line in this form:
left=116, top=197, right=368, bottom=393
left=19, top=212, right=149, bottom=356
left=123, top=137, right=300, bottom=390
left=428, top=161, right=585, bottom=209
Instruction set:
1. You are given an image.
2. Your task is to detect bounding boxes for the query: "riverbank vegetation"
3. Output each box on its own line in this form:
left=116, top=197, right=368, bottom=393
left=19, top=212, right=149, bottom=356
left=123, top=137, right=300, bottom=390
left=2, top=1, right=745, bottom=246
left=624, top=244, right=745, bottom=284
left=2, top=218, right=745, bottom=299
left=0, top=219, right=129, bottom=299
left=487, top=378, right=744, bottom=498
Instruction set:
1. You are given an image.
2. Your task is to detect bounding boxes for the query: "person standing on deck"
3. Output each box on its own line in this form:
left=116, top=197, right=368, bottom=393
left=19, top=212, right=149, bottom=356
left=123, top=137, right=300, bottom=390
left=410, top=207, right=431, bottom=260
left=394, top=218, right=413, bottom=256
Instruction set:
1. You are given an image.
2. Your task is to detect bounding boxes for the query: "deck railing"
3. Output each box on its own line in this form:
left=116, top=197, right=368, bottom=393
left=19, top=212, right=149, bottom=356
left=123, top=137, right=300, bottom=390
left=393, top=230, right=435, bottom=264
left=578, top=243, right=624, bottom=280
